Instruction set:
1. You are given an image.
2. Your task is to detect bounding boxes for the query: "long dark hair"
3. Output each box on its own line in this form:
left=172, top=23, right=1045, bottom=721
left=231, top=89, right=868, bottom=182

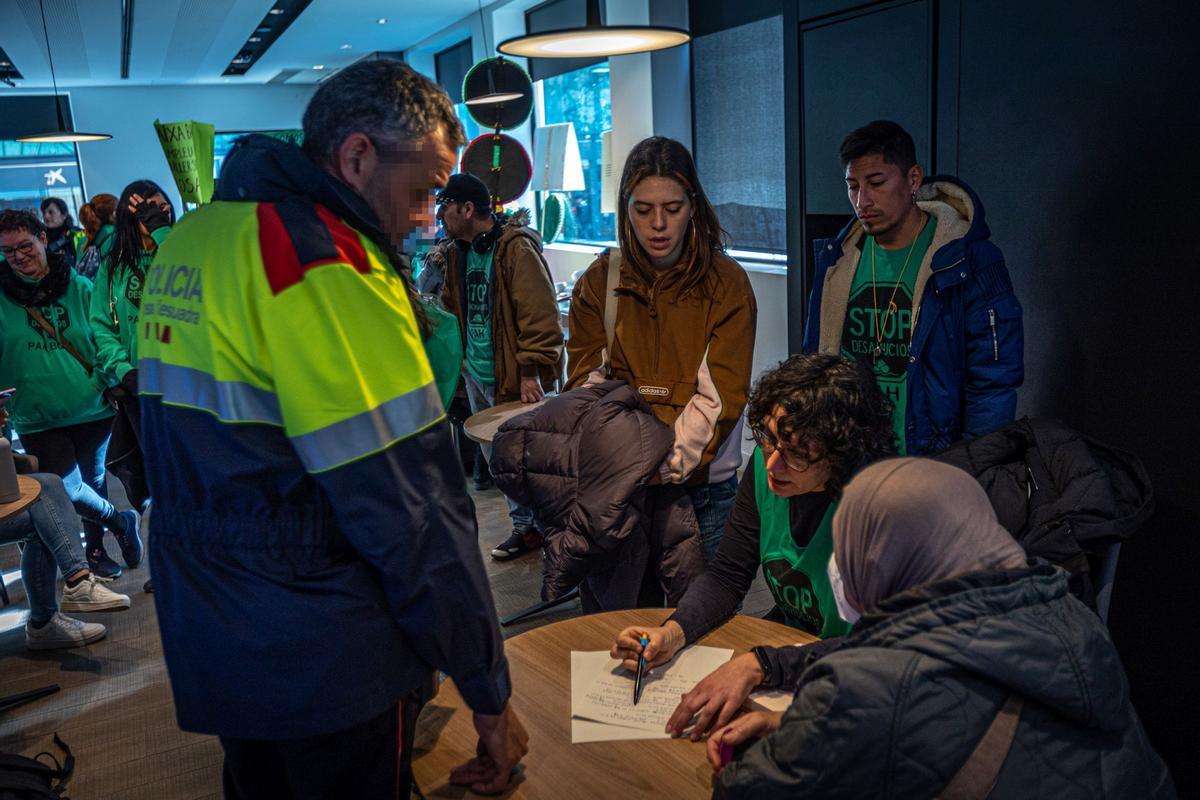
left=110, top=179, right=174, bottom=279
left=747, top=354, right=899, bottom=496
left=616, top=137, right=728, bottom=299
left=39, top=196, right=74, bottom=229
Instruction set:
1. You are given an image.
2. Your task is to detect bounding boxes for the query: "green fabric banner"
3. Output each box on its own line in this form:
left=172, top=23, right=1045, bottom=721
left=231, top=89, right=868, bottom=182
left=153, top=119, right=216, bottom=204
left=262, top=129, right=304, bottom=146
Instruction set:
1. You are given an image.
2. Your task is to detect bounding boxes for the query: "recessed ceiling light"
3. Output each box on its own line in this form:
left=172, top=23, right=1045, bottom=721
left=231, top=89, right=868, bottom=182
left=312, top=64, right=325, bottom=70
left=248, top=36, right=262, bottom=43
left=268, top=7, right=285, bottom=14
left=377, top=18, right=387, bottom=24
left=339, top=44, right=352, bottom=49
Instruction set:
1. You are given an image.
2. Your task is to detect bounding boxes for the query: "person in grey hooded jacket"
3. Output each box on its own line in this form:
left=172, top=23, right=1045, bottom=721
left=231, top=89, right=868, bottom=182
left=712, top=458, right=1174, bottom=799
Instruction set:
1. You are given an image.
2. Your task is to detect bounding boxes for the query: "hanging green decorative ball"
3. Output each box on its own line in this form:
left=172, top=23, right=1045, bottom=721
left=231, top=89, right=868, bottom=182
left=541, top=192, right=567, bottom=244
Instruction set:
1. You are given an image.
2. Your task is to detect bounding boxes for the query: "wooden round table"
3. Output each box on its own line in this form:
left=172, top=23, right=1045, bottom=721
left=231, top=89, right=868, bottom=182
left=412, top=609, right=816, bottom=798
left=0, top=475, right=41, bottom=521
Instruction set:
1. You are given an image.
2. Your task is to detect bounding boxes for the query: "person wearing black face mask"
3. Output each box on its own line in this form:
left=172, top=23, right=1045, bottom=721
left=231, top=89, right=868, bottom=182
left=431, top=173, right=564, bottom=560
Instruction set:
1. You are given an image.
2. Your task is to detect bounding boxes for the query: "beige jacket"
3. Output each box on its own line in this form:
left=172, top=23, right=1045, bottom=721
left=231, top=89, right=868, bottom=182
left=435, top=211, right=565, bottom=404
left=566, top=249, right=757, bottom=486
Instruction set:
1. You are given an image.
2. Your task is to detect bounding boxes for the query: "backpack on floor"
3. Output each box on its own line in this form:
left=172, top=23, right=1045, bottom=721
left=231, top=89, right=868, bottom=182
left=0, top=734, right=74, bottom=799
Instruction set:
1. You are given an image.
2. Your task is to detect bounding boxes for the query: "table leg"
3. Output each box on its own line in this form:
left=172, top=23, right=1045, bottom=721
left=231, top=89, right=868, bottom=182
left=499, top=589, right=580, bottom=627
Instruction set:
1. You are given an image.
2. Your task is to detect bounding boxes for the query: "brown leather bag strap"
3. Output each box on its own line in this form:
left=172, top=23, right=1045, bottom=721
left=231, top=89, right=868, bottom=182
left=24, top=306, right=94, bottom=376
left=936, top=694, right=1024, bottom=800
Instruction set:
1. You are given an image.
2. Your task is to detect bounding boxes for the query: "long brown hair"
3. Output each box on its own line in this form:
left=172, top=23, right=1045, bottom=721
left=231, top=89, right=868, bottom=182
left=617, top=137, right=728, bottom=298
left=79, top=193, right=117, bottom=244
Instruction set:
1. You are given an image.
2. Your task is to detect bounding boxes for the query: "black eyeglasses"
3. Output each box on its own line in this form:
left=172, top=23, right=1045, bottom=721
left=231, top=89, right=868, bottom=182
left=751, top=428, right=821, bottom=472
left=0, top=241, right=37, bottom=260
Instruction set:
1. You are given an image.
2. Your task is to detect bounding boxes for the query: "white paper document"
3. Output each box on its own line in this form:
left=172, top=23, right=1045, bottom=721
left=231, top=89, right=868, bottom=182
left=570, top=646, right=733, bottom=743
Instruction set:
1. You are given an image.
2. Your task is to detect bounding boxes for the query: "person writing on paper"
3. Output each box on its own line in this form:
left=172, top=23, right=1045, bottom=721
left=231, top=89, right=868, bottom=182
left=611, top=354, right=896, bottom=738
left=567, top=136, right=757, bottom=564
left=710, top=459, right=1175, bottom=799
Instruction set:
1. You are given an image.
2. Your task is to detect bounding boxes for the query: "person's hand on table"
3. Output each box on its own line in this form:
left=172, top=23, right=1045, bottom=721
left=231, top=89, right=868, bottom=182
left=666, top=652, right=765, bottom=740
left=449, top=704, right=529, bottom=795
left=706, top=710, right=784, bottom=772
left=611, top=621, right=686, bottom=672
left=519, top=375, right=544, bottom=403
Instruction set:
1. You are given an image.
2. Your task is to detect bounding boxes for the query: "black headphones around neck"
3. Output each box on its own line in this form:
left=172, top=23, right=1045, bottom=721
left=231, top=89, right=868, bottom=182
left=470, top=217, right=503, bottom=255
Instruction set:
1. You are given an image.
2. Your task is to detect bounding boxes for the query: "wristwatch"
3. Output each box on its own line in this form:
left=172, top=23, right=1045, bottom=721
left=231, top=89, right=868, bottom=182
left=750, top=646, right=774, bottom=687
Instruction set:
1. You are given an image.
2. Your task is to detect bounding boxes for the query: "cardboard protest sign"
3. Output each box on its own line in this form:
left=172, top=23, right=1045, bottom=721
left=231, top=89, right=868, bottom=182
left=153, top=119, right=216, bottom=204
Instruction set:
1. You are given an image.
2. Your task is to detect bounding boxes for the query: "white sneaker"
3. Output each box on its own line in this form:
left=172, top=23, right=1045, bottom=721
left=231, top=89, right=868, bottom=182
left=25, top=612, right=107, bottom=650
left=60, top=575, right=132, bottom=613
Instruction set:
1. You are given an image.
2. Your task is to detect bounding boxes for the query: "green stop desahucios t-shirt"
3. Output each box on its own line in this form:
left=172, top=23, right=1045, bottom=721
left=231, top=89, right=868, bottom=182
left=464, top=247, right=496, bottom=384
left=841, top=215, right=937, bottom=453
left=0, top=271, right=114, bottom=434
left=753, top=448, right=853, bottom=639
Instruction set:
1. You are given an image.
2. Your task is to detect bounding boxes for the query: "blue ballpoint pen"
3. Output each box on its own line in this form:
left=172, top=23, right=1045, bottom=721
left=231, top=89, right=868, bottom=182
left=633, top=634, right=650, bottom=705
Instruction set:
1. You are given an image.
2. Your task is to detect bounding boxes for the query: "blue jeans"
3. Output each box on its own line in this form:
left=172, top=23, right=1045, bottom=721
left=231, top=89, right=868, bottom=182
left=0, top=473, right=89, bottom=625
left=687, top=476, right=739, bottom=563
left=18, top=418, right=118, bottom=549
left=463, top=372, right=537, bottom=532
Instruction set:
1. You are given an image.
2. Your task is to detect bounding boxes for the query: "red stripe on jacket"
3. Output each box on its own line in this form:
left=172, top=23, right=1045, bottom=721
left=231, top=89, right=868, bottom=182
left=258, top=203, right=372, bottom=295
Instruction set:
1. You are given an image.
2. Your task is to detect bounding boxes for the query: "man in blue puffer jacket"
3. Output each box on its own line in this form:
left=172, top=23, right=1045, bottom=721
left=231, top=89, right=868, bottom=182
left=804, top=120, right=1023, bottom=454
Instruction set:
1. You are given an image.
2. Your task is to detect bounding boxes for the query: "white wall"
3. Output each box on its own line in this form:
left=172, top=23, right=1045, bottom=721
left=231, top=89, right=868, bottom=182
left=62, top=85, right=314, bottom=211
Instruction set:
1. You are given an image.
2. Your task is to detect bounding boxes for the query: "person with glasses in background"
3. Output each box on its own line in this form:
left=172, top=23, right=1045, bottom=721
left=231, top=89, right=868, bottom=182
left=0, top=209, right=141, bottom=581
left=609, top=353, right=897, bottom=741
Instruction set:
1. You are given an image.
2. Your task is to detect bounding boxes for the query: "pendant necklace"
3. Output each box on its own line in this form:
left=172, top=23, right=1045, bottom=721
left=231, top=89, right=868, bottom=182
left=870, top=214, right=925, bottom=361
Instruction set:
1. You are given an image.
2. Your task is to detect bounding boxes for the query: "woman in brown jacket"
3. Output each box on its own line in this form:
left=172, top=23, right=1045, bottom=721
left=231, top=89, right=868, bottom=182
left=567, top=137, right=757, bottom=561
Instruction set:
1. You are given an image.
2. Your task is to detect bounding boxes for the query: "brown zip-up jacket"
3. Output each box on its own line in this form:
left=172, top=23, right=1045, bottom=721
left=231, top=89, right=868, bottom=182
left=435, top=211, right=565, bottom=404
left=566, top=249, right=757, bottom=486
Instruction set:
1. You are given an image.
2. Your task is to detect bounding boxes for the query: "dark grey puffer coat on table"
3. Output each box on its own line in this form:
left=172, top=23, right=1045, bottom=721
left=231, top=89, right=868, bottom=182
left=491, top=380, right=705, bottom=609
left=716, top=565, right=1175, bottom=799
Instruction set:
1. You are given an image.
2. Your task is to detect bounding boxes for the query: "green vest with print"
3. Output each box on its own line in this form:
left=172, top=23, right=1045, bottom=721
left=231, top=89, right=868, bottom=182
left=754, top=448, right=853, bottom=639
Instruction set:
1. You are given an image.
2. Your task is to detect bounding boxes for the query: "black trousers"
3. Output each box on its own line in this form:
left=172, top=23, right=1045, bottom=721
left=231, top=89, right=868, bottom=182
left=219, top=694, right=423, bottom=800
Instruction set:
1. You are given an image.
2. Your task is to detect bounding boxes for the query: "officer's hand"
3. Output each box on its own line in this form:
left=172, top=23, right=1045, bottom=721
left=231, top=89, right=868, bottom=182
left=706, top=711, right=783, bottom=772
left=611, top=622, right=685, bottom=673
left=666, top=653, right=765, bottom=740
left=0, top=407, right=8, bottom=429
left=519, top=376, right=544, bottom=403
left=450, top=704, right=529, bottom=795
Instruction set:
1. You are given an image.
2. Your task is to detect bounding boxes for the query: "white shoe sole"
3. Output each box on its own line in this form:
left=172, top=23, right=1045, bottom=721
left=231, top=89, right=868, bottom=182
left=60, top=596, right=131, bottom=613
left=26, top=627, right=107, bottom=651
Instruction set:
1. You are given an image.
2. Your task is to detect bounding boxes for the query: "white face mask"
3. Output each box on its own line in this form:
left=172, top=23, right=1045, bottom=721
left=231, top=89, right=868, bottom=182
left=827, top=555, right=861, bottom=625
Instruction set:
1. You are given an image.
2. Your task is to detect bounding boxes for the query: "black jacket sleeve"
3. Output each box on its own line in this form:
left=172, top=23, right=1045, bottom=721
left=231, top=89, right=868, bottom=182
left=317, top=421, right=511, bottom=714
left=668, top=470, right=763, bottom=642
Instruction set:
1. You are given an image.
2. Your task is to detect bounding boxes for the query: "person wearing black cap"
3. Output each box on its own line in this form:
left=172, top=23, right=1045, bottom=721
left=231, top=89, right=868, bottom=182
left=430, top=173, right=564, bottom=560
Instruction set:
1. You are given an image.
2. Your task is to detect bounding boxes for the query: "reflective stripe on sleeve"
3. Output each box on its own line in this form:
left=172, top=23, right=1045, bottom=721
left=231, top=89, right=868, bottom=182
left=288, top=381, right=446, bottom=473
left=141, top=358, right=283, bottom=425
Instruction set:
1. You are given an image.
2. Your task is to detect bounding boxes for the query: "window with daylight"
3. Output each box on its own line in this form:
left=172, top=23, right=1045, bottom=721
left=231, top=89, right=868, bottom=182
left=534, top=61, right=614, bottom=244
left=692, top=15, right=787, bottom=255
left=214, top=130, right=304, bottom=179
left=0, top=140, right=85, bottom=217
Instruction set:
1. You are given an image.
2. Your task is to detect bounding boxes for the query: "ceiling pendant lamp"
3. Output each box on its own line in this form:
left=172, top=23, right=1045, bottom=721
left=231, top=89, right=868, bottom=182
left=17, top=0, right=111, bottom=143
left=497, top=0, right=690, bottom=59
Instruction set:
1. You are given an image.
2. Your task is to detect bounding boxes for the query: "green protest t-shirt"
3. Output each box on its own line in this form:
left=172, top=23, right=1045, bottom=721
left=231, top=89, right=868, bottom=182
left=753, top=448, right=853, bottom=640
left=464, top=247, right=496, bottom=383
left=841, top=216, right=936, bottom=453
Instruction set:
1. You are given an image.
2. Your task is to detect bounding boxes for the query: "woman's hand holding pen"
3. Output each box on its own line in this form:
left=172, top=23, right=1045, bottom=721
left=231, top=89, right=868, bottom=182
left=612, top=622, right=686, bottom=672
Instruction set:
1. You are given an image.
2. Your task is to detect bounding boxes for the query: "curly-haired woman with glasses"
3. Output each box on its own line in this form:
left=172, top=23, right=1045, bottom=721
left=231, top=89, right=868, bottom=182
left=608, top=353, right=896, bottom=737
